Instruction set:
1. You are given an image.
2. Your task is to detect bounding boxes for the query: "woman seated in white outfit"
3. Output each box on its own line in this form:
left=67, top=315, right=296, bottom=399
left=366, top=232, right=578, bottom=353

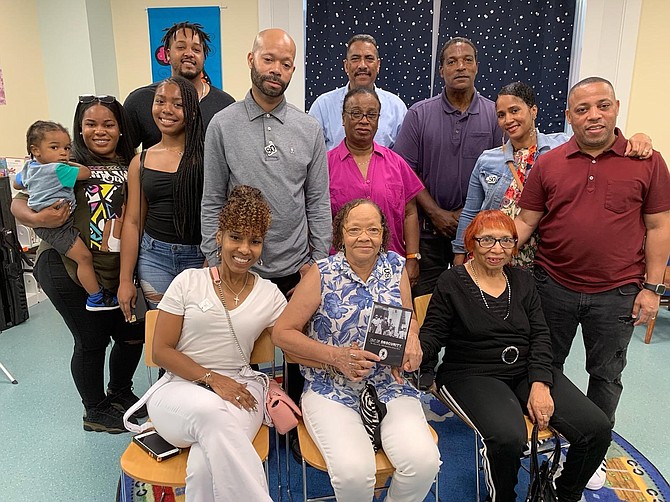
left=273, top=199, right=440, bottom=502
left=131, top=186, right=287, bottom=501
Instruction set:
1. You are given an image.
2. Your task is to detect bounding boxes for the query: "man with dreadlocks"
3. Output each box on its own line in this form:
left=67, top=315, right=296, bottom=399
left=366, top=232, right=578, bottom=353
left=124, top=21, right=234, bottom=149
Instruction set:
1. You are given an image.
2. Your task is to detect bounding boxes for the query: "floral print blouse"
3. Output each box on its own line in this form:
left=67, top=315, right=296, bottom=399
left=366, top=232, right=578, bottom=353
left=301, top=251, right=420, bottom=410
left=500, top=145, right=539, bottom=268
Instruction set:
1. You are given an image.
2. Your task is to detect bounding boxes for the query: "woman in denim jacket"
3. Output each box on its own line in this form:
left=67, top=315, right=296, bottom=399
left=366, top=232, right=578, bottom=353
left=452, top=81, right=651, bottom=267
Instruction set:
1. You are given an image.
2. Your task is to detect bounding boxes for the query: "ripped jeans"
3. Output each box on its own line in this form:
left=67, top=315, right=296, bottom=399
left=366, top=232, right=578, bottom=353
left=533, top=266, right=639, bottom=426
left=137, top=232, right=204, bottom=308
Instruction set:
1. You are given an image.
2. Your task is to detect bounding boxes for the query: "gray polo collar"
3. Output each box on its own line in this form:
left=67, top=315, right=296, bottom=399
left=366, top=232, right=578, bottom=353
left=244, top=90, right=288, bottom=123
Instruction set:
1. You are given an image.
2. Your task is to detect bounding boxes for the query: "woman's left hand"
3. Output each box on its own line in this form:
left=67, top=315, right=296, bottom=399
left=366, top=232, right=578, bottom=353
left=391, top=334, right=422, bottom=384
left=527, top=381, right=554, bottom=430
left=625, top=133, right=653, bottom=159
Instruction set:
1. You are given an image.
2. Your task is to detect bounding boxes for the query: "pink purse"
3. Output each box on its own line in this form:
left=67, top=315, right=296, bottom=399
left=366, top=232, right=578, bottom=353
left=266, top=379, right=302, bottom=434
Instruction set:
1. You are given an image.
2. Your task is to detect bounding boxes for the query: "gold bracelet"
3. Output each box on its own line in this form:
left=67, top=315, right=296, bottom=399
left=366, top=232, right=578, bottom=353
left=194, top=371, right=212, bottom=385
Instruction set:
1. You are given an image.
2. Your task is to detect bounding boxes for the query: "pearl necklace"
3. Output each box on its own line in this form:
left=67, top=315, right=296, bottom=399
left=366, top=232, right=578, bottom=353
left=469, top=262, right=511, bottom=320
left=214, top=271, right=249, bottom=306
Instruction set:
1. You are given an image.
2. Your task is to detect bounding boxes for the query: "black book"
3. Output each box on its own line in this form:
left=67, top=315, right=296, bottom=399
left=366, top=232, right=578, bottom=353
left=363, top=302, right=412, bottom=367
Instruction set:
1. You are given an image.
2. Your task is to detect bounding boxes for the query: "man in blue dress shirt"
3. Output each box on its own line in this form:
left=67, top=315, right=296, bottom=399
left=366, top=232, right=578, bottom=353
left=309, top=34, right=407, bottom=150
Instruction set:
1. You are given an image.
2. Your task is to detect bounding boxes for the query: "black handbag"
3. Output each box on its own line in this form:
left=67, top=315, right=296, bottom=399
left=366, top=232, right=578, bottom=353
left=359, top=383, right=387, bottom=452
left=525, top=424, right=561, bottom=502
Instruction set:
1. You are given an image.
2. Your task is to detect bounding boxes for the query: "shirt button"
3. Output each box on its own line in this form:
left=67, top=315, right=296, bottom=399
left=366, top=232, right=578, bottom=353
left=366, top=180, right=370, bottom=184
left=267, top=127, right=272, bottom=131
left=266, top=114, right=270, bottom=118
left=591, top=159, right=596, bottom=164
left=589, top=175, right=594, bottom=180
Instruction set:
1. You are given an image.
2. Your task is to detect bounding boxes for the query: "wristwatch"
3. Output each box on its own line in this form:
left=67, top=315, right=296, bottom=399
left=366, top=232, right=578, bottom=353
left=406, top=253, right=422, bottom=261
left=643, top=282, right=667, bottom=295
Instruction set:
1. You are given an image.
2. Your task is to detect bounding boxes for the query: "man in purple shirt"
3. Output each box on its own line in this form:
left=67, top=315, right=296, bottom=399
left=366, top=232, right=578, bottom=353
left=394, top=37, right=501, bottom=390
left=394, top=37, right=501, bottom=298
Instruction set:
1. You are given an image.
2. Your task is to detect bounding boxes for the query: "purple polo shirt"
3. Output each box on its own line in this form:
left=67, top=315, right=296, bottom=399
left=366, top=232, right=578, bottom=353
left=328, top=140, right=424, bottom=254
left=393, top=89, right=501, bottom=238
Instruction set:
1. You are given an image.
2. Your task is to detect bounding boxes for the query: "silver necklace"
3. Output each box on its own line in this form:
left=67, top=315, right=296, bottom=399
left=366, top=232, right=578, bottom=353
left=214, top=271, right=249, bottom=306
left=469, top=262, right=511, bottom=320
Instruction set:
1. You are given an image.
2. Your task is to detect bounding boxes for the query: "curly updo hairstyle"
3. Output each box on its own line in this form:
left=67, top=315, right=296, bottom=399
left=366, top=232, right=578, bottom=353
left=218, top=185, right=272, bottom=238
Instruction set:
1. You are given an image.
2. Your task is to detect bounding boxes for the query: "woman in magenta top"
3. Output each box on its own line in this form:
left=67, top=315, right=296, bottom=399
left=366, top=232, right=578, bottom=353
left=328, top=87, right=424, bottom=283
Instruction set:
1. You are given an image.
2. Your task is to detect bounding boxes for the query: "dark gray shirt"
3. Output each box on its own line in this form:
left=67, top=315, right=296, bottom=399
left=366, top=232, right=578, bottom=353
left=201, top=91, right=332, bottom=277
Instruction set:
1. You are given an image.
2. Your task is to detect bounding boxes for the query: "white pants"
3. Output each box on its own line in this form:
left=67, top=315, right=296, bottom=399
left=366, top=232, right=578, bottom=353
left=147, top=379, right=271, bottom=502
left=302, top=390, right=441, bottom=502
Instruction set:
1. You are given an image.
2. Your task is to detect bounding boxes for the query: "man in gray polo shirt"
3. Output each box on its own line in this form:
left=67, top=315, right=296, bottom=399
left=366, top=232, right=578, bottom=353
left=201, top=28, right=331, bottom=291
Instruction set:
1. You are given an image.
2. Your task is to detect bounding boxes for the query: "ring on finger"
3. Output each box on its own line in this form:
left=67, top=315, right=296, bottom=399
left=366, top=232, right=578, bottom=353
left=235, top=395, right=241, bottom=401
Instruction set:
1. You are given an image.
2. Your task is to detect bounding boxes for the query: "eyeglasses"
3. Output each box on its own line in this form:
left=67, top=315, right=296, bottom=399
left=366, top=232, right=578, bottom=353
left=344, top=226, right=382, bottom=238
left=473, top=236, right=518, bottom=249
left=344, top=110, right=380, bottom=122
left=78, top=95, right=116, bottom=104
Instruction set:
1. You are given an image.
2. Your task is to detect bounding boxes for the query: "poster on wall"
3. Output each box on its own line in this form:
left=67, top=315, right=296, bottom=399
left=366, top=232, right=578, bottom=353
left=147, top=6, right=222, bottom=89
left=0, top=68, right=6, bottom=105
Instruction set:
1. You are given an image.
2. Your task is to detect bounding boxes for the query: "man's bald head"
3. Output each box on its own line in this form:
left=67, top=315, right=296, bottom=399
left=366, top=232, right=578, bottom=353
left=252, top=29, right=296, bottom=58
left=248, top=29, right=297, bottom=106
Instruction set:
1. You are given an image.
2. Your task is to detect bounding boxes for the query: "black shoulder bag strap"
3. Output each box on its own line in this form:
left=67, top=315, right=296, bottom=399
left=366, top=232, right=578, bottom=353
left=525, top=424, right=561, bottom=502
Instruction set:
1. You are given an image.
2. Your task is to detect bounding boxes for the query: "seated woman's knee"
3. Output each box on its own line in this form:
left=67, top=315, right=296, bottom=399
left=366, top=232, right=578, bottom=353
left=330, top=457, right=376, bottom=494
left=485, top=424, right=527, bottom=457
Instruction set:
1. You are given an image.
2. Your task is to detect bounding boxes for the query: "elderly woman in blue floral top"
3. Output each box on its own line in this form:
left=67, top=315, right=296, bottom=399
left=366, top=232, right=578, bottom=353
left=273, top=199, right=440, bottom=502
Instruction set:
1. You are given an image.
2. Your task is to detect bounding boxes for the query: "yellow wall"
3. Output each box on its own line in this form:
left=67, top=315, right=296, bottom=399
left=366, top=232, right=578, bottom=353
left=111, top=0, right=258, bottom=103
left=0, top=0, right=49, bottom=158
left=626, top=0, right=670, bottom=158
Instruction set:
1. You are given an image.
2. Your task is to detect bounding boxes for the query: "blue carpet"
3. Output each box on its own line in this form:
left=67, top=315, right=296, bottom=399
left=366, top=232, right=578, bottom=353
left=118, top=392, right=669, bottom=501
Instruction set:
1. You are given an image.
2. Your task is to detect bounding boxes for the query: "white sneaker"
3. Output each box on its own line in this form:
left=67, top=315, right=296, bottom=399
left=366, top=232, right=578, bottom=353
left=585, top=459, right=607, bottom=490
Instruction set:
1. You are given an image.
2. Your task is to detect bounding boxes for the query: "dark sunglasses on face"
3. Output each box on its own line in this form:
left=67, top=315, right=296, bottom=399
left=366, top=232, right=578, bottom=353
left=78, top=94, right=116, bottom=104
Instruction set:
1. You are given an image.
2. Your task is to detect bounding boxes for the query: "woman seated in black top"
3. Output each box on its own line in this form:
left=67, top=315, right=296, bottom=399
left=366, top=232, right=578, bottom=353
left=420, top=210, right=611, bottom=502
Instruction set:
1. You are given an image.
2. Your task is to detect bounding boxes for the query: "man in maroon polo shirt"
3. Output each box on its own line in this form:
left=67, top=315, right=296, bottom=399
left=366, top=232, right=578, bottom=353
left=516, top=76, right=670, bottom=430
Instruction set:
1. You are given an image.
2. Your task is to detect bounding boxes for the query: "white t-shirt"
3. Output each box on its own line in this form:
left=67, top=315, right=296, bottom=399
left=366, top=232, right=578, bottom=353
left=158, top=268, right=287, bottom=373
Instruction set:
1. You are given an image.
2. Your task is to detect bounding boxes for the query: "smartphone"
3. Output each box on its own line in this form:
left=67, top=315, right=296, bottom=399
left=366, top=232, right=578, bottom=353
left=132, top=430, right=180, bottom=462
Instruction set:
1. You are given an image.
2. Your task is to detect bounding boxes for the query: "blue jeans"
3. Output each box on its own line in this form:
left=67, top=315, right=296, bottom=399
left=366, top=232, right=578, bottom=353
left=137, top=232, right=204, bottom=307
left=533, top=266, right=639, bottom=426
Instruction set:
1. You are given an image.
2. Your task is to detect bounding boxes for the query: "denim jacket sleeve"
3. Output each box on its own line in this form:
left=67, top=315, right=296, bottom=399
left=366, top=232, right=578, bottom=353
left=453, top=146, right=510, bottom=254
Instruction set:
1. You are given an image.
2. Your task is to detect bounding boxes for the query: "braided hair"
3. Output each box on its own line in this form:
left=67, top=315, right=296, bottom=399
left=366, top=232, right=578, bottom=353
left=155, top=75, right=204, bottom=242
left=162, top=22, right=211, bottom=58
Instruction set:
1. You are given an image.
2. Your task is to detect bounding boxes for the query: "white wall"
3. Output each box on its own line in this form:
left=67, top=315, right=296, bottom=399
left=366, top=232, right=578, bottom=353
left=574, top=0, right=643, bottom=134
left=258, top=0, right=306, bottom=109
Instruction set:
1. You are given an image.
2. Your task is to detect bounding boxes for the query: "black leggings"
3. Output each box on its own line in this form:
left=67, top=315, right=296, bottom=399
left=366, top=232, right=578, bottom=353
left=34, top=249, right=144, bottom=411
left=438, top=368, right=611, bottom=502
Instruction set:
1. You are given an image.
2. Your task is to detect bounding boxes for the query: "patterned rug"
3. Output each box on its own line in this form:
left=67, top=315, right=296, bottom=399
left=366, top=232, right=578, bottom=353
left=117, top=393, right=669, bottom=501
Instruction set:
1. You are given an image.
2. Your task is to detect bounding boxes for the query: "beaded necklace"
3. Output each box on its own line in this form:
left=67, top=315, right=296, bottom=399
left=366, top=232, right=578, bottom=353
left=469, top=261, right=511, bottom=320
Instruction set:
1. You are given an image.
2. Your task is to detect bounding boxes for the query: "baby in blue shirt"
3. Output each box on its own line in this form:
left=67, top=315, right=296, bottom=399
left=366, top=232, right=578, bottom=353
left=15, top=121, right=119, bottom=311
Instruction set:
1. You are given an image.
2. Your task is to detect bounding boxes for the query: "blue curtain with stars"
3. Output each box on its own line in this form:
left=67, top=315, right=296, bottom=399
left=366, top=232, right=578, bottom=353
left=436, top=0, right=576, bottom=132
left=305, top=0, right=434, bottom=112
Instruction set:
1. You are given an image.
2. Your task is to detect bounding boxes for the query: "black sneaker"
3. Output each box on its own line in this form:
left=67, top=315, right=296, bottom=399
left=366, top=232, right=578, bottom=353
left=83, top=401, right=137, bottom=434
left=108, top=386, right=148, bottom=420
